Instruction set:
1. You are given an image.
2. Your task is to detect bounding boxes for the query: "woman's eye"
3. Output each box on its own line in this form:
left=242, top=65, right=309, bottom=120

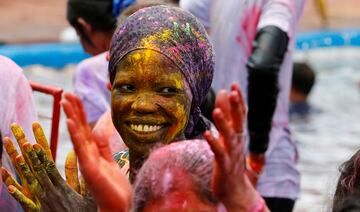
left=119, top=84, right=136, bottom=92
left=160, top=87, right=178, bottom=94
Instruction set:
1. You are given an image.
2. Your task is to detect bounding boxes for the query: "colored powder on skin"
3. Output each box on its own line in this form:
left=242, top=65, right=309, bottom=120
left=109, top=6, right=214, bottom=138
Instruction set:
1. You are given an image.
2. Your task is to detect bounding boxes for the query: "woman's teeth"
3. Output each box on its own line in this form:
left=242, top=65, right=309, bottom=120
left=130, top=124, right=163, bottom=132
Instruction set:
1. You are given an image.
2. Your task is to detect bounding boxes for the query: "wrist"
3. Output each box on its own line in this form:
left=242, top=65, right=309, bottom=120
left=248, top=195, right=267, bottom=212
left=221, top=177, right=260, bottom=212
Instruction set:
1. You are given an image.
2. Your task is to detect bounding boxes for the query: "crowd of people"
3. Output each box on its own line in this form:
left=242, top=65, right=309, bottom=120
left=0, top=0, right=357, bottom=211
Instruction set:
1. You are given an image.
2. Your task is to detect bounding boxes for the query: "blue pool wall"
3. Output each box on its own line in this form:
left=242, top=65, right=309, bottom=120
left=0, top=28, right=360, bottom=69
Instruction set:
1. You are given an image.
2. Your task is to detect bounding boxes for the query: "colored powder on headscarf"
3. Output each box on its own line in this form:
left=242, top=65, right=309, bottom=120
left=109, top=5, right=214, bottom=138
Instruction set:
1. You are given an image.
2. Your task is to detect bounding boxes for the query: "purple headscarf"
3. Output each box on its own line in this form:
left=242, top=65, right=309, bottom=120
left=109, top=5, right=214, bottom=138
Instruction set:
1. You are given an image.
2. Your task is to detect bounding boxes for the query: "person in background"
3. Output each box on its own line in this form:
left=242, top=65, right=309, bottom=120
left=333, top=149, right=360, bottom=212
left=0, top=55, right=37, bottom=175
left=180, top=0, right=305, bottom=211
left=67, top=0, right=135, bottom=128
left=290, top=62, right=316, bottom=118
left=0, top=55, right=38, bottom=211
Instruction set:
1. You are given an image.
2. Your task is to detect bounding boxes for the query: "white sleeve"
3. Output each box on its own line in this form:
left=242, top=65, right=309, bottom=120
left=180, top=0, right=212, bottom=28
left=257, top=0, right=305, bottom=38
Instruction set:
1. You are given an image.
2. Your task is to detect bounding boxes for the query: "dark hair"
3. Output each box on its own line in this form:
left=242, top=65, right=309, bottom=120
left=334, top=195, right=360, bottom=212
left=132, top=140, right=217, bottom=211
left=67, top=0, right=118, bottom=46
left=67, top=0, right=118, bottom=32
left=116, top=0, right=178, bottom=27
left=200, top=88, right=215, bottom=122
left=292, top=62, right=316, bottom=95
left=333, top=149, right=360, bottom=211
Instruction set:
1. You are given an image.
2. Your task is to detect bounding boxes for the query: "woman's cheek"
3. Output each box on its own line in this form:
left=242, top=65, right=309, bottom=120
left=160, top=96, right=191, bottom=142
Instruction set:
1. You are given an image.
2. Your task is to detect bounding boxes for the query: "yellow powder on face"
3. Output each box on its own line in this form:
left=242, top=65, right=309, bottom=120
left=131, top=52, right=142, bottom=61
left=172, top=73, right=184, bottom=89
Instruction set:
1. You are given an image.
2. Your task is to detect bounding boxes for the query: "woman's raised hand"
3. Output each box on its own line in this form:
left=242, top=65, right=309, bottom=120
left=204, top=83, right=268, bottom=212
left=62, top=92, right=131, bottom=212
left=2, top=122, right=96, bottom=212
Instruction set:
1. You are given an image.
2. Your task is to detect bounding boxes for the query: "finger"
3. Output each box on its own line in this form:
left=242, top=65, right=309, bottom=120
left=2, top=167, right=34, bottom=200
left=1, top=167, right=23, bottom=192
left=74, top=94, right=88, bottom=126
left=63, top=93, right=84, bottom=125
left=33, top=144, right=65, bottom=187
left=231, top=83, right=247, bottom=115
left=80, top=177, right=92, bottom=198
left=231, top=83, right=248, bottom=117
left=66, top=119, right=93, bottom=164
left=10, top=123, right=30, bottom=154
left=65, top=150, right=80, bottom=193
left=215, top=90, right=231, bottom=122
left=212, top=108, right=236, bottom=150
left=10, top=124, right=34, bottom=167
left=204, top=131, right=231, bottom=173
left=3, top=139, right=33, bottom=196
left=229, top=90, right=246, bottom=134
left=62, top=93, right=81, bottom=122
left=24, top=143, right=56, bottom=193
left=32, top=122, right=53, bottom=161
left=3, top=137, right=21, bottom=168
left=15, top=155, right=45, bottom=198
left=8, top=185, right=38, bottom=212
left=204, top=131, right=225, bottom=159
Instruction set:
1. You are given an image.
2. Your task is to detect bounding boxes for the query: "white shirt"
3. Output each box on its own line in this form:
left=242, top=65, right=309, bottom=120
left=181, top=0, right=305, bottom=199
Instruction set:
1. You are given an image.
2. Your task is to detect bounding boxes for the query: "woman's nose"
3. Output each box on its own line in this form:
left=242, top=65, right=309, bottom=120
left=131, top=94, right=158, bottom=113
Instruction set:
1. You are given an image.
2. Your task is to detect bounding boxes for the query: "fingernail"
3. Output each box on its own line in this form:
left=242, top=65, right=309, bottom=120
left=8, top=185, right=16, bottom=193
left=3, top=138, right=12, bottom=148
left=23, top=143, right=31, bottom=153
left=33, top=144, right=41, bottom=153
left=32, top=122, right=41, bottom=130
left=16, top=156, right=25, bottom=165
left=1, top=168, right=7, bottom=176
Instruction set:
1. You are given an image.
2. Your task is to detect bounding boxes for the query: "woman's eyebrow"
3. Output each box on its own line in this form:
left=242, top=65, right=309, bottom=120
left=154, top=79, right=183, bottom=88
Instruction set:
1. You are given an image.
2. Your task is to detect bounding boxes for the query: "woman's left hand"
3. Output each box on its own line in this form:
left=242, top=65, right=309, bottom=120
left=2, top=123, right=97, bottom=212
left=204, top=83, right=268, bottom=212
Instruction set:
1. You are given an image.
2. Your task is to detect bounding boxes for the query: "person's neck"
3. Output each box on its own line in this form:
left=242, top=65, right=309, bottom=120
left=128, top=150, right=147, bottom=184
left=94, top=32, right=113, bottom=55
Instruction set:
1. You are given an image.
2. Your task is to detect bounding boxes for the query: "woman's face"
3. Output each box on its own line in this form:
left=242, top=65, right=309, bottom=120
left=111, top=49, right=192, bottom=155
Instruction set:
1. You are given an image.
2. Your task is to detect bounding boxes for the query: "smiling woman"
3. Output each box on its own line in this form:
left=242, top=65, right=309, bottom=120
left=109, top=5, right=214, bottom=182
left=112, top=49, right=192, bottom=156
left=1, top=5, right=215, bottom=212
